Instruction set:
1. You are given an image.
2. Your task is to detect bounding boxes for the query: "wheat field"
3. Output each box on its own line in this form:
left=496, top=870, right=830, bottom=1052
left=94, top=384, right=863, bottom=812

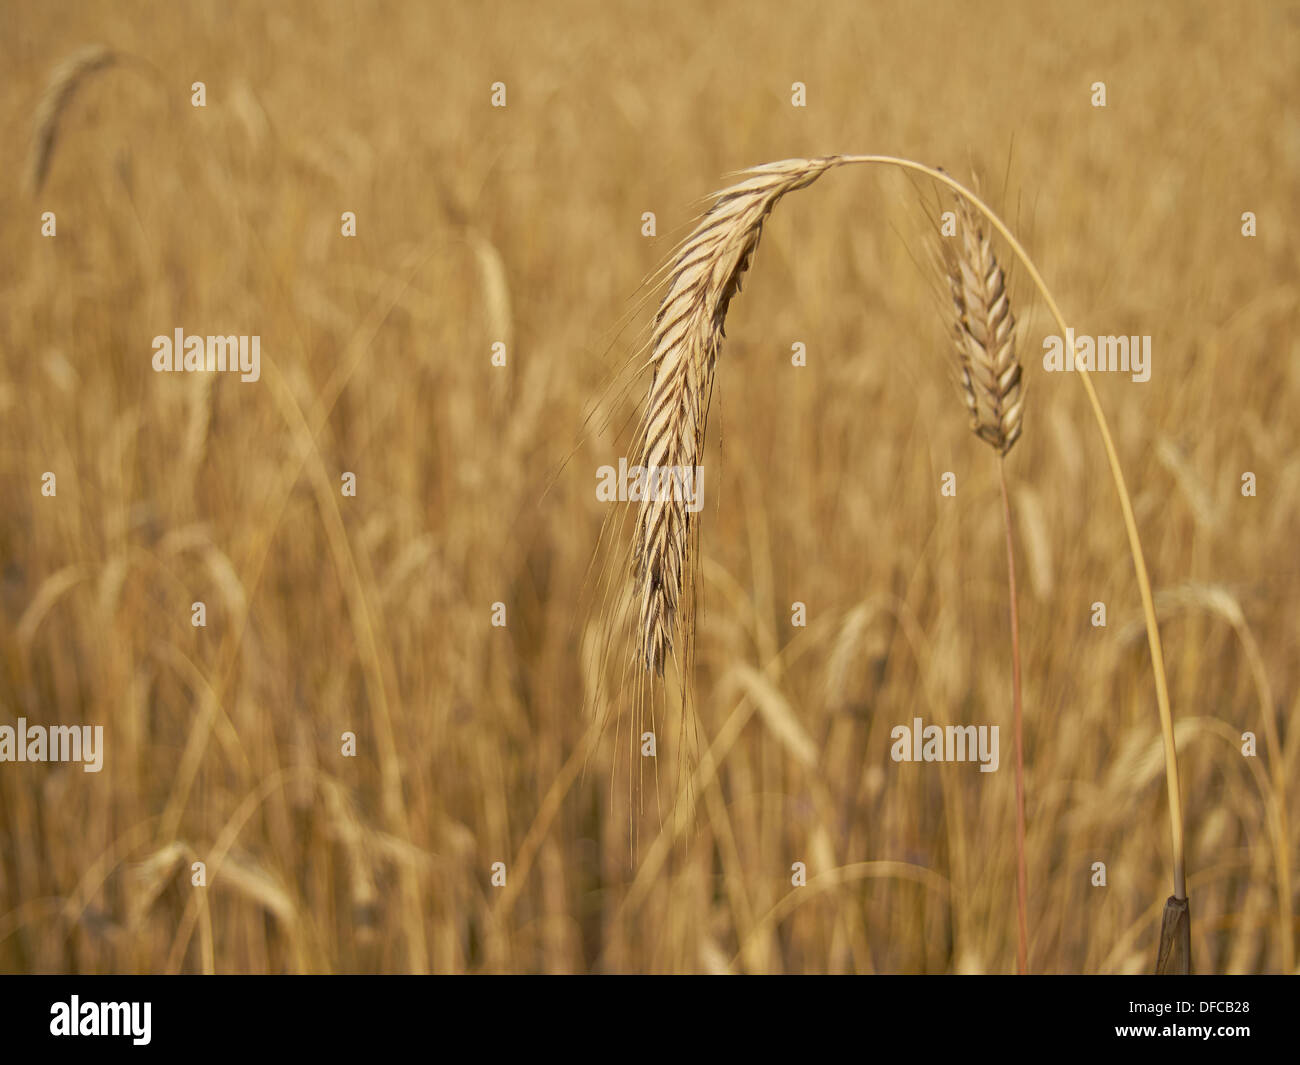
left=0, top=0, right=1296, bottom=974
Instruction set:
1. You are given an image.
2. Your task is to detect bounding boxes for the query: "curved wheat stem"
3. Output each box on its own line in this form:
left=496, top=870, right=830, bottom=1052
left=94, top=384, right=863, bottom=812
left=857, top=156, right=1186, bottom=906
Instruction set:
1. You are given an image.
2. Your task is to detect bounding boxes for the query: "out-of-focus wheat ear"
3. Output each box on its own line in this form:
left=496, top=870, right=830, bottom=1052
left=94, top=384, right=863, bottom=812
left=27, top=46, right=118, bottom=196
left=632, top=157, right=839, bottom=675
left=945, top=196, right=1025, bottom=456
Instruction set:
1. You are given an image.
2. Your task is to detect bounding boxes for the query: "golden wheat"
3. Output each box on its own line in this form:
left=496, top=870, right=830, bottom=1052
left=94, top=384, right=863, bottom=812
left=943, top=195, right=1025, bottom=455
left=632, top=157, right=837, bottom=675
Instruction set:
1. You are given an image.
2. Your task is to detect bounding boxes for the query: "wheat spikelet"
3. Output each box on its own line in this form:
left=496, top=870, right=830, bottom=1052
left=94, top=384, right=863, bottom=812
left=944, top=195, right=1025, bottom=455
left=632, top=157, right=837, bottom=674
left=27, top=45, right=118, bottom=195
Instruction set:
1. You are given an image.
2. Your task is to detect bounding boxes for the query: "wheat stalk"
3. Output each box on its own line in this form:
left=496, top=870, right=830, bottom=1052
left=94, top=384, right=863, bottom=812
left=941, top=190, right=1030, bottom=972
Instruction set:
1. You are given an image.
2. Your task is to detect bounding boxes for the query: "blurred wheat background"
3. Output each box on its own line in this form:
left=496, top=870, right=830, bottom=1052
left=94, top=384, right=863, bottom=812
left=1, top=0, right=1296, bottom=974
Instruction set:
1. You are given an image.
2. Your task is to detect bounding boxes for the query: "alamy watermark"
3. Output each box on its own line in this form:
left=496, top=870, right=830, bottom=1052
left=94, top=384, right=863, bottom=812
left=891, top=716, right=999, bottom=772
left=151, top=329, right=261, bottom=382
left=1043, top=329, right=1151, bottom=383
left=50, top=996, right=150, bottom=1045
left=596, top=459, right=704, bottom=513
left=0, top=718, right=103, bottom=772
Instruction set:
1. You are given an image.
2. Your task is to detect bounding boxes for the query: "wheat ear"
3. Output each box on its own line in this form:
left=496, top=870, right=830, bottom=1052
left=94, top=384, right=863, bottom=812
left=945, top=195, right=1025, bottom=455
left=632, top=158, right=836, bottom=675
left=27, top=46, right=118, bottom=195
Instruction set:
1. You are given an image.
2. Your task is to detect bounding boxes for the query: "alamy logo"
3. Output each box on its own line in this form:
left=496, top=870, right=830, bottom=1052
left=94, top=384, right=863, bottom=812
left=1042, top=329, right=1151, bottom=382
left=151, top=328, right=261, bottom=382
left=596, top=459, right=705, bottom=514
left=50, top=996, right=151, bottom=1045
left=890, top=717, right=1000, bottom=772
left=0, top=718, right=103, bottom=772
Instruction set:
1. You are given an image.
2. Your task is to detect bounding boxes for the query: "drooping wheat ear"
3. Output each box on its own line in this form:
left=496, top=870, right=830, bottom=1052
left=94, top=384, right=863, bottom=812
left=945, top=196, right=1025, bottom=455
left=27, top=46, right=118, bottom=196
left=633, top=157, right=838, bottom=674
